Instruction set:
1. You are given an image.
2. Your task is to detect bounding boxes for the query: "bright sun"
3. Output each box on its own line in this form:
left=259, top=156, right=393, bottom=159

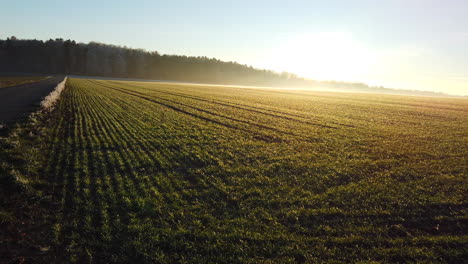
left=268, top=32, right=377, bottom=82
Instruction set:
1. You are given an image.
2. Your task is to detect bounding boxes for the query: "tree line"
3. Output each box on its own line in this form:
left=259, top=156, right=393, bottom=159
left=0, top=36, right=449, bottom=96
left=0, top=37, right=305, bottom=86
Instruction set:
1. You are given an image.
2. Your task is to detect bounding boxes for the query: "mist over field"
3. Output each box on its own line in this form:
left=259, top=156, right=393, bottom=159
left=1, top=1, right=467, bottom=263
left=0, top=38, right=460, bottom=98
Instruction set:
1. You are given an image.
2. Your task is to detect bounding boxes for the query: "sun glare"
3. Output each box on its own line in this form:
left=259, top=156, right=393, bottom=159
left=269, top=32, right=377, bottom=82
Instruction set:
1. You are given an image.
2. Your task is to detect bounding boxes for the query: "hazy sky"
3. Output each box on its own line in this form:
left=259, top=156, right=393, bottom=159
left=2, top=0, right=467, bottom=95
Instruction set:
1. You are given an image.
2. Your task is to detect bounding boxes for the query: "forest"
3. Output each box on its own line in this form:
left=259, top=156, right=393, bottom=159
left=0, top=37, right=453, bottom=97
left=0, top=37, right=300, bottom=85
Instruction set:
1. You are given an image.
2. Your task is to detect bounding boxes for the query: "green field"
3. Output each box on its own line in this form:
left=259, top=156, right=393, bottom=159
left=0, top=75, right=50, bottom=89
left=2, top=78, right=467, bottom=263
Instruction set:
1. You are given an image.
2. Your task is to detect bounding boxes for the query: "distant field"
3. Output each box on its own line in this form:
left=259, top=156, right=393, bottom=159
left=5, top=78, right=468, bottom=263
left=0, top=76, right=50, bottom=89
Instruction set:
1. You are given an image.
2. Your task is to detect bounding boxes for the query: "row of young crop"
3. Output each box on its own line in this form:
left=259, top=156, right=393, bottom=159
left=43, top=79, right=235, bottom=261
left=38, top=78, right=466, bottom=263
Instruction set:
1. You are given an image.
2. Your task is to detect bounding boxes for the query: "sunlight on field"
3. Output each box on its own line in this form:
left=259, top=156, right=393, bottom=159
left=29, top=78, right=466, bottom=262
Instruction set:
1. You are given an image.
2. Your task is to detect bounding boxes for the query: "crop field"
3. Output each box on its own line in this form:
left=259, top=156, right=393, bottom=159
left=0, top=76, right=50, bottom=89
left=3, top=78, right=467, bottom=263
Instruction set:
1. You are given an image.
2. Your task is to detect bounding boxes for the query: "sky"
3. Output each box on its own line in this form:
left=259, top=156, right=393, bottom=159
left=2, top=0, right=467, bottom=95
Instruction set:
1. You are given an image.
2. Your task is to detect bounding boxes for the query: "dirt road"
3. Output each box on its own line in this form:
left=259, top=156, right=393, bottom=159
left=0, top=76, right=65, bottom=124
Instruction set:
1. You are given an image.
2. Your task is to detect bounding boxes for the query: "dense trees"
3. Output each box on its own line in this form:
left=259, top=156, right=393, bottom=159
left=0, top=37, right=450, bottom=96
left=0, top=37, right=297, bottom=86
